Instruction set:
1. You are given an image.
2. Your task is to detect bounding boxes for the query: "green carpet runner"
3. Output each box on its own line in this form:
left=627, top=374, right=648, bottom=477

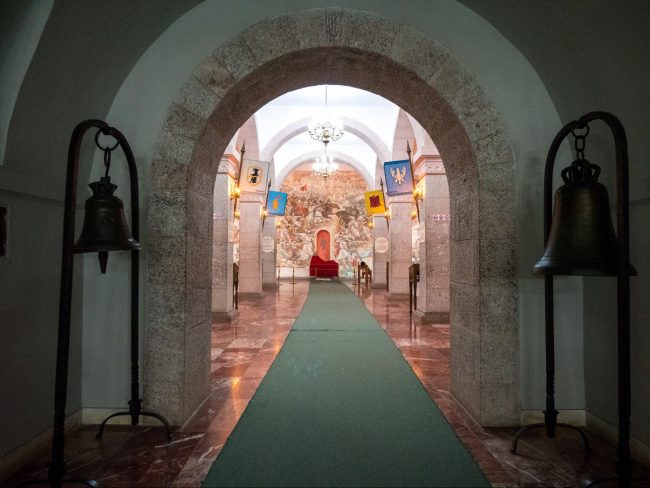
left=202, top=280, right=489, bottom=487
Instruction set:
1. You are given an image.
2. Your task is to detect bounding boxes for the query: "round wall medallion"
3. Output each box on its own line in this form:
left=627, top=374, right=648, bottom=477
left=262, top=235, right=275, bottom=253
left=375, top=237, right=389, bottom=253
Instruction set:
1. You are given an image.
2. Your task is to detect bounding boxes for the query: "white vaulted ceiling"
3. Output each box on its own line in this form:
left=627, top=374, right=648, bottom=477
left=253, top=85, right=404, bottom=183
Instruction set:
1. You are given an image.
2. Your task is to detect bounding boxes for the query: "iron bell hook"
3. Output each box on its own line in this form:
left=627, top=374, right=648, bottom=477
left=73, top=129, right=140, bottom=273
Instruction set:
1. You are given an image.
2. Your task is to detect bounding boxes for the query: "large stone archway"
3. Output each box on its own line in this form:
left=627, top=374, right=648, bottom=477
left=146, top=7, right=517, bottom=427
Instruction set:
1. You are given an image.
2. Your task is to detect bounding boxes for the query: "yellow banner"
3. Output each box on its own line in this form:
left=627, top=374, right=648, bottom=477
left=364, top=190, right=386, bottom=215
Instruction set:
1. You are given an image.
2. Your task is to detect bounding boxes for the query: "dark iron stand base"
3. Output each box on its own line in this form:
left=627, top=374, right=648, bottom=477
left=96, top=400, right=173, bottom=440
left=510, top=275, right=591, bottom=456
left=513, top=112, right=650, bottom=488
left=511, top=416, right=591, bottom=454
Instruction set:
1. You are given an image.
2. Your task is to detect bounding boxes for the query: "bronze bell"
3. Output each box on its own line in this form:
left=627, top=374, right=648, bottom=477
left=75, top=176, right=139, bottom=273
left=534, top=159, right=636, bottom=276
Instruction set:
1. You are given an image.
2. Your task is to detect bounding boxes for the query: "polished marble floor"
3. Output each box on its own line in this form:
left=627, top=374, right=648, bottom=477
left=5, top=280, right=650, bottom=487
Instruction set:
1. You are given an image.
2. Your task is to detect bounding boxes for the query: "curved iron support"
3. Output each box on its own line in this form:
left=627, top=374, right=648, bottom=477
left=94, top=125, right=172, bottom=441
left=576, top=113, right=643, bottom=487
left=511, top=116, right=591, bottom=456
left=514, top=112, right=645, bottom=488
left=511, top=421, right=591, bottom=454
left=46, top=119, right=108, bottom=488
left=96, top=409, right=172, bottom=440
left=41, top=120, right=172, bottom=488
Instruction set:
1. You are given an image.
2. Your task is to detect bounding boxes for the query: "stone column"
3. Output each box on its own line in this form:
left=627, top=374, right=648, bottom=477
left=262, top=215, right=277, bottom=288
left=212, top=171, right=238, bottom=321
left=415, top=162, right=450, bottom=323
left=372, top=216, right=389, bottom=288
left=387, top=197, right=412, bottom=295
left=238, top=194, right=263, bottom=295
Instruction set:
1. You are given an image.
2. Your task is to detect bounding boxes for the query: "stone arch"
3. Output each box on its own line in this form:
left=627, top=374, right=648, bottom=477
left=147, top=7, right=518, bottom=427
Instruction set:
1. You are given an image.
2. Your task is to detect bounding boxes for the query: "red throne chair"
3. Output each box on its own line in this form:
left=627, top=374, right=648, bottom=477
left=309, top=255, right=339, bottom=278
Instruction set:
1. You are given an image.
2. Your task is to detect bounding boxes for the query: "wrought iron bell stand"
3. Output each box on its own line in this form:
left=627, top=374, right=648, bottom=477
left=89, top=123, right=172, bottom=441
left=511, top=112, right=647, bottom=488
left=41, top=120, right=171, bottom=488
left=510, top=115, right=593, bottom=456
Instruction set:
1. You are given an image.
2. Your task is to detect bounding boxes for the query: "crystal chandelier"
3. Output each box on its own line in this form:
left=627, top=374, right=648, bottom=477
left=312, top=155, right=338, bottom=180
left=308, top=86, right=344, bottom=147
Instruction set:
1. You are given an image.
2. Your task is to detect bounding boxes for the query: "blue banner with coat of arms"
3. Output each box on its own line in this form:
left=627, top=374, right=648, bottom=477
left=383, top=159, right=414, bottom=196
left=266, top=191, right=288, bottom=216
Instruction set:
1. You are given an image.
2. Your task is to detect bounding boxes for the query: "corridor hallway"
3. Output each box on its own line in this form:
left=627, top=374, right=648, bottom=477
left=6, top=281, right=648, bottom=487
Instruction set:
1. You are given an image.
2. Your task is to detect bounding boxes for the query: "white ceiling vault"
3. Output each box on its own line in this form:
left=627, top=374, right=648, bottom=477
left=245, top=85, right=438, bottom=187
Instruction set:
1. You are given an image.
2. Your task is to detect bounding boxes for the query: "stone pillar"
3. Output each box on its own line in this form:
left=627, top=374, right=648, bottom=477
left=372, top=216, right=389, bottom=288
left=387, top=197, right=412, bottom=295
left=262, top=215, right=277, bottom=288
left=212, top=171, right=238, bottom=321
left=415, top=163, right=450, bottom=323
left=238, top=194, right=263, bottom=295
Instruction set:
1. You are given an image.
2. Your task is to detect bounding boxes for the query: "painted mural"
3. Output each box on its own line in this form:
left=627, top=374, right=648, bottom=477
left=278, top=170, right=373, bottom=276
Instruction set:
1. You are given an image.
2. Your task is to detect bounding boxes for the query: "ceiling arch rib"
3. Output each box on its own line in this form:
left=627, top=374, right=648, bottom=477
left=276, top=149, right=373, bottom=189
left=260, top=115, right=391, bottom=168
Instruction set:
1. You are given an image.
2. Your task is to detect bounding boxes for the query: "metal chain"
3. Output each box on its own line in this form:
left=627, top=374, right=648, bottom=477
left=571, top=124, right=590, bottom=160
left=94, top=128, right=119, bottom=178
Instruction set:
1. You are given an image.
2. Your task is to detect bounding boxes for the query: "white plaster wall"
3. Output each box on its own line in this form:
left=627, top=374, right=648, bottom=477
left=0, top=0, right=54, bottom=164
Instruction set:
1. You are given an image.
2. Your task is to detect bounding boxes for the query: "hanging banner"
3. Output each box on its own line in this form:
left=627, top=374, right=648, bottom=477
left=239, top=159, right=271, bottom=193
left=266, top=190, right=288, bottom=216
left=364, top=190, right=386, bottom=215
left=383, top=159, right=414, bottom=196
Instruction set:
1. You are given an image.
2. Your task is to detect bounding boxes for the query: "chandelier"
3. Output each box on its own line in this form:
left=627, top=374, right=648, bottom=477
left=312, top=155, right=337, bottom=180
left=308, top=86, right=344, bottom=147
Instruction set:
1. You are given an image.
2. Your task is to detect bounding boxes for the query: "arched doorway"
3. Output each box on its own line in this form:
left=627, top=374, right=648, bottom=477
left=146, top=8, right=518, bottom=427
left=316, top=230, right=331, bottom=261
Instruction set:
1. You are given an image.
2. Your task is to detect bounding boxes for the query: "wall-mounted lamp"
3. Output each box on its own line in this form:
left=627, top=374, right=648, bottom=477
left=413, top=186, right=424, bottom=201
left=232, top=141, right=245, bottom=219
left=367, top=221, right=374, bottom=229
left=411, top=209, right=418, bottom=220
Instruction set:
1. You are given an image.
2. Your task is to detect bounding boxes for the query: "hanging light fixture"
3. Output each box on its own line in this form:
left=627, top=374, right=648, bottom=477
left=308, top=85, right=344, bottom=147
left=312, top=154, right=338, bottom=180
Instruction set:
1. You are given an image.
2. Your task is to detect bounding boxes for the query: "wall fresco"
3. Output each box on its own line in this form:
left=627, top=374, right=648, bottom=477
left=278, top=170, right=373, bottom=276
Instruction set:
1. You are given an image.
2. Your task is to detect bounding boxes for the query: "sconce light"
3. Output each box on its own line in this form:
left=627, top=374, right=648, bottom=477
left=412, top=183, right=423, bottom=223
left=234, top=210, right=240, bottom=219
left=231, top=186, right=241, bottom=200
left=383, top=210, right=391, bottom=230
left=275, top=219, right=283, bottom=228
left=367, top=221, right=374, bottom=229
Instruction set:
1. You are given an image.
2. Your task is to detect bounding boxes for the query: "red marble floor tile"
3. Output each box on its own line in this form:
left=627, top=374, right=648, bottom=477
left=5, top=280, right=650, bottom=488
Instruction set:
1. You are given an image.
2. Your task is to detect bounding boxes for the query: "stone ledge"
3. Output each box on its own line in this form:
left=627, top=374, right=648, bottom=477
left=212, top=308, right=239, bottom=324
left=413, top=310, right=450, bottom=324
